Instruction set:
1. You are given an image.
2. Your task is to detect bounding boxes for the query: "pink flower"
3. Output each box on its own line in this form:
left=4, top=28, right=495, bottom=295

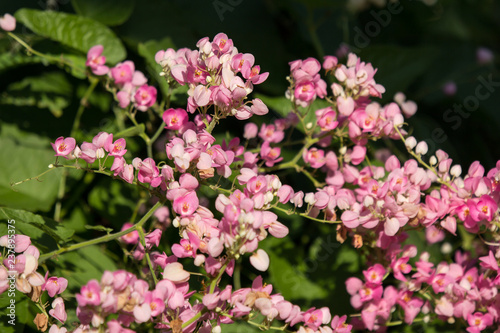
left=134, top=85, right=157, bottom=111
left=163, top=108, right=188, bottom=130
left=260, top=141, right=283, bottom=167
left=76, top=279, right=101, bottom=306
left=49, top=297, right=67, bottom=323
left=249, top=249, right=270, bottom=271
left=173, top=191, right=199, bottom=216
left=303, top=148, right=326, bottom=169
left=85, top=45, right=108, bottom=75
left=479, top=251, right=498, bottom=272
left=467, top=312, right=493, bottom=332
left=331, top=315, right=352, bottom=332
left=163, top=262, right=190, bottom=283
left=0, top=13, right=16, bottom=31
left=51, top=137, right=76, bottom=158
left=111, top=61, right=134, bottom=84
left=78, top=142, right=98, bottom=164
left=105, top=138, right=127, bottom=157
left=42, top=274, right=68, bottom=297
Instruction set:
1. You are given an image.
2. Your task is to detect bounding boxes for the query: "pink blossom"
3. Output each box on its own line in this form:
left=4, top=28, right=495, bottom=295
left=105, top=138, right=127, bottom=157
left=85, top=45, right=108, bottom=75
left=303, top=148, right=326, bottom=169
left=120, top=223, right=139, bottom=244
left=250, top=249, right=270, bottom=271
left=163, top=262, right=190, bottom=283
left=42, top=274, right=68, bottom=297
left=467, top=312, right=493, bottom=332
left=331, top=315, right=352, bottom=332
left=111, top=61, right=134, bottom=84
left=0, top=13, right=16, bottom=31
left=49, top=297, right=67, bottom=323
left=51, top=137, right=76, bottom=158
left=173, top=191, right=199, bottom=216
left=260, top=141, right=283, bottom=167
left=134, top=85, right=157, bottom=111
left=76, top=279, right=101, bottom=306
left=78, top=142, right=98, bottom=164
left=244, top=123, right=258, bottom=140
left=163, top=108, right=188, bottom=130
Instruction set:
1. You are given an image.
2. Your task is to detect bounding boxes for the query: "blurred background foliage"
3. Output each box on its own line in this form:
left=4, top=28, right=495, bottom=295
left=0, top=0, right=499, bottom=332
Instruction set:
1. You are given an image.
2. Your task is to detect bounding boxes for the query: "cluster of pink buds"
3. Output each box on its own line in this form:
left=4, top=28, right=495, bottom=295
left=155, top=33, right=269, bottom=120
left=86, top=46, right=157, bottom=111
left=0, top=235, right=69, bottom=331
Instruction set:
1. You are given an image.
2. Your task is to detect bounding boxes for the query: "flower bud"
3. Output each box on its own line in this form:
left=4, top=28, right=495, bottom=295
left=415, top=141, right=428, bottom=155
left=405, top=136, right=417, bottom=150
left=450, top=165, right=462, bottom=177
left=429, top=156, right=437, bottom=166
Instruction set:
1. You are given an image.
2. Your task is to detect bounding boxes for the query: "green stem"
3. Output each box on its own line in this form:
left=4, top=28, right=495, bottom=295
left=7, top=33, right=82, bottom=71
left=53, top=168, right=67, bottom=222
left=147, top=122, right=165, bottom=159
left=209, top=260, right=229, bottom=294
left=11, top=167, right=56, bottom=187
left=181, top=310, right=205, bottom=329
left=272, top=205, right=341, bottom=224
left=137, top=226, right=159, bottom=285
left=39, top=201, right=164, bottom=263
left=72, top=78, right=99, bottom=135
left=233, top=262, right=241, bottom=291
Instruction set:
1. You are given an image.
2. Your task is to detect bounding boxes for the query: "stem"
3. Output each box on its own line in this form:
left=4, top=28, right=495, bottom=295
left=7, top=32, right=85, bottom=74
left=147, top=122, right=165, bottom=159
left=209, top=260, right=229, bottom=294
left=72, top=78, right=99, bottom=135
left=11, top=167, right=56, bottom=187
left=53, top=169, right=67, bottom=222
left=137, top=226, right=159, bottom=285
left=181, top=310, right=205, bottom=329
left=272, top=205, right=341, bottom=224
left=233, top=262, right=241, bottom=290
left=39, top=201, right=164, bottom=263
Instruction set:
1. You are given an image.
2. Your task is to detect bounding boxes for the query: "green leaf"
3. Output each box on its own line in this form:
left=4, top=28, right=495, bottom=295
left=15, top=9, right=126, bottom=64
left=8, top=72, right=72, bottom=96
left=0, top=53, right=44, bottom=73
left=72, top=0, right=135, bottom=26
left=85, top=225, right=113, bottom=234
left=115, top=124, right=145, bottom=137
left=54, top=245, right=117, bottom=289
left=0, top=208, right=75, bottom=244
left=0, top=124, right=60, bottom=212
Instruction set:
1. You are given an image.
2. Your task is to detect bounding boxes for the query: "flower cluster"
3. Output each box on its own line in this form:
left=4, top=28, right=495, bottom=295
left=86, top=46, right=157, bottom=111
left=21, top=30, right=500, bottom=333
left=155, top=32, right=269, bottom=120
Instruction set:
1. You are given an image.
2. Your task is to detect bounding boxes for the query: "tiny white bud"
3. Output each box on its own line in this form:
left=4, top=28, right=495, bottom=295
left=363, top=196, right=374, bottom=207
left=423, top=315, right=430, bottom=323
left=450, top=165, right=462, bottom=177
left=405, top=136, right=417, bottom=150
left=447, top=317, right=455, bottom=324
left=96, top=148, right=106, bottom=159
left=172, top=217, right=180, bottom=228
left=206, top=76, right=212, bottom=83
left=429, top=156, right=437, bottom=166
left=415, top=141, right=428, bottom=155
left=304, top=192, right=316, bottom=205
left=212, top=326, right=221, bottom=333
left=306, top=122, right=313, bottom=129
left=48, top=164, right=54, bottom=169
left=441, top=242, right=452, bottom=255
left=339, top=146, right=347, bottom=155
left=159, top=71, right=165, bottom=76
